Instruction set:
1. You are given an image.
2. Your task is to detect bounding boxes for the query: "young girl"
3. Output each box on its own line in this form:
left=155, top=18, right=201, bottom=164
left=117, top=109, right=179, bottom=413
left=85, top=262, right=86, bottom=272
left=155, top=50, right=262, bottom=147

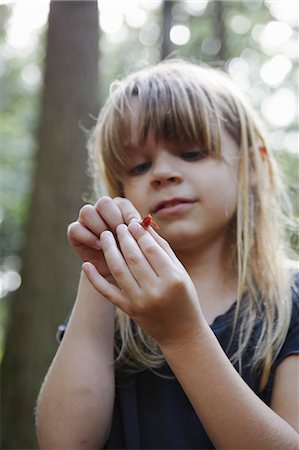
left=36, top=59, right=299, bottom=449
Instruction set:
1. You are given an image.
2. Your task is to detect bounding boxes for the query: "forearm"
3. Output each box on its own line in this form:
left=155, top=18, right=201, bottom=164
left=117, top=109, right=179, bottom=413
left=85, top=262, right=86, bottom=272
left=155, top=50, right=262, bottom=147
left=36, top=271, right=115, bottom=449
left=161, top=321, right=299, bottom=450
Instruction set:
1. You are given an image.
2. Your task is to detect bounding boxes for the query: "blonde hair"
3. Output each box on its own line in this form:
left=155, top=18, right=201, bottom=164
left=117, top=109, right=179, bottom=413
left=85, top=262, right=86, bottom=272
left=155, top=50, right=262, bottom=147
left=89, top=59, right=295, bottom=390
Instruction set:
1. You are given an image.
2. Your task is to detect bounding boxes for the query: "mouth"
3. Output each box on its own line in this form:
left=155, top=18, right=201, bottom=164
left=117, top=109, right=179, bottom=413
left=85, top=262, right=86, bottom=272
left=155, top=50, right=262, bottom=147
left=151, top=197, right=196, bottom=215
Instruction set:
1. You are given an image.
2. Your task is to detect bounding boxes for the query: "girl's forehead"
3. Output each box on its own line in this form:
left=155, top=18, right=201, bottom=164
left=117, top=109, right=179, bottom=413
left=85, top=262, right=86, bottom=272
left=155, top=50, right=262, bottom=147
left=127, top=109, right=141, bottom=147
left=121, top=99, right=201, bottom=150
left=120, top=97, right=144, bottom=147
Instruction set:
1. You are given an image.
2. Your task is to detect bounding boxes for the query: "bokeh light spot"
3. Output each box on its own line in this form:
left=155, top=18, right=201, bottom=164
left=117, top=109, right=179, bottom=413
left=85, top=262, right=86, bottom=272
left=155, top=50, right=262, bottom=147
left=260, top=21, right=293, bottom=51
left=169, top=25, right=190, bottom=46
left=139, top=23, right=161, bottom=46
left=184, top=0, right=208, bottom=16
left=230, top=15, right=251, bottom=34
left=201, top=36, right=221, bottom=55
left=261, top=88, right=297, bottom=127
left=260, top=55, right=292, bottom=86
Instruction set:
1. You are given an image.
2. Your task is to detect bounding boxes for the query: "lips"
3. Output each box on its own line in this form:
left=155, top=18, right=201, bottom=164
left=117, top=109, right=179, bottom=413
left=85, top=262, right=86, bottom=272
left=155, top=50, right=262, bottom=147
left=151, top=197, right=196, bottom=214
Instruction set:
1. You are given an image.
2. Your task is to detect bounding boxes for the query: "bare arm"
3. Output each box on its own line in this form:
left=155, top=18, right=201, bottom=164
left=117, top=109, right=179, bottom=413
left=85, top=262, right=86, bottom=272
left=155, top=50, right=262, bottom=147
left=36, top=271, right=115, bottom=450
left=36, top=196, right=141, bottom=449
left=161, top=326, right=299, bottom=450
left=82, top=219, right=299, bottom=450
left=270, top=354, right=299, bottom=434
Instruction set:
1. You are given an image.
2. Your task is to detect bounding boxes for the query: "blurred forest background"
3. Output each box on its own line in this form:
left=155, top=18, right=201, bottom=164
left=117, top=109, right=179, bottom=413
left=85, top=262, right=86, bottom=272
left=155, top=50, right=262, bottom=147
left=0, top=0, right=298, bottom=448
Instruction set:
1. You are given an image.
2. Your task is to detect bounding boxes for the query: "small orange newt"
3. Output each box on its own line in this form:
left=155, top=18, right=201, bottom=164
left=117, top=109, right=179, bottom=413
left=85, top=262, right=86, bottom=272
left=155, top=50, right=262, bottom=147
left=140, top=214, right=160, bottom=230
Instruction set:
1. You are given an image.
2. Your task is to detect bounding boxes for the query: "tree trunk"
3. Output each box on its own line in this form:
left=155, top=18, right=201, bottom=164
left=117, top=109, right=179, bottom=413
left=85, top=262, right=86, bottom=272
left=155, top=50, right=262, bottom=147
left=1, top=1, right=99, bottom=448
left=161, top=0, right=174, bottom=59
left=212, top=0, right=227, bottom=61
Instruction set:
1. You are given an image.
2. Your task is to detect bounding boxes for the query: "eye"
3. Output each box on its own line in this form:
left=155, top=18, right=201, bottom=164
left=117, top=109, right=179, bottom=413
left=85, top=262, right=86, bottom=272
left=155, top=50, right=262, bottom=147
left=128, top=161, right=151, bottom=176
left=180, top=150, right=207, bottom=161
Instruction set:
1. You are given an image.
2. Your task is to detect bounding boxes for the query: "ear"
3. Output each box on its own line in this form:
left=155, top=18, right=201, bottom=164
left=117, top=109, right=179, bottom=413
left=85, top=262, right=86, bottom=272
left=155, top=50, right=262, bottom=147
left=249, top=143, right=267, bottom=187
left=259, top=145, right=267, bottom=161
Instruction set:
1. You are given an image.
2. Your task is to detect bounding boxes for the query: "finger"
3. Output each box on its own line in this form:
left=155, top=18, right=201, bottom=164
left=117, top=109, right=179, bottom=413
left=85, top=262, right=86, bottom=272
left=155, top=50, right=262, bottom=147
left=82, top=262, right=129, bottom=312
left=95, top=196, right=125, bottom=232
left=146, top=226, right=179, bottom=264
left=129, top=220, right=180, bottom=267
left=78, top=204, right=109, bottom=237
left=67, top=222, right=102, bottom=250
left=127, top=221, right=176, bottom=277
left=113, top=197, right=142, bottom=224
left=116, top=224, right=159, bottom=284
left=100, top=230, right=141, bottom=296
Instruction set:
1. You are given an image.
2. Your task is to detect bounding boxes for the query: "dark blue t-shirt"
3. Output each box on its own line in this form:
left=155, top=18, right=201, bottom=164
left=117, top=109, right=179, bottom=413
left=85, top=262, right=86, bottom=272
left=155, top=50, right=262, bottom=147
left=104, top=275, right=299, bottom=449
left=57, top=274, right=299, bottom=449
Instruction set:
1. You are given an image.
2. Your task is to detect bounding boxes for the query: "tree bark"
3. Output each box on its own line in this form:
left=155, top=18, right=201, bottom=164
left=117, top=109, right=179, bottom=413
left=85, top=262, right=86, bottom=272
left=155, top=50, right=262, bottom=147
left=1, top=1, right=99, bottom=448
left=212, top=0, right=227, bottom=61
left=161, top=0, right=174, bottom=60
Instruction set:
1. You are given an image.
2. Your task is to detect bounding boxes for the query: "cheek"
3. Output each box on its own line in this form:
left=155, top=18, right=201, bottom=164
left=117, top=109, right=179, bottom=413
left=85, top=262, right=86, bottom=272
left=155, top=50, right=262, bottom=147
left=202, top=171, right=238, bottom=217
left=123, top=184, right=147, bottom=214
left=123, top=178, right=138, bottom=198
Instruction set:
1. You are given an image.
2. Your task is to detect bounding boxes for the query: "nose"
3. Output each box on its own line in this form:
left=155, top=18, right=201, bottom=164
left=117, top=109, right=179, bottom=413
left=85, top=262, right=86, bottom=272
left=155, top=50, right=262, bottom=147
left=150, top=152, right=182, bottom=189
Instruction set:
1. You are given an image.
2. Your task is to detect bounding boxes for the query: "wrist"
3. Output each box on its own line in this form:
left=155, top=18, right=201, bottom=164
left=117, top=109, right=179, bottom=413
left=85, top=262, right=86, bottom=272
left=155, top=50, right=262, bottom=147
left=61, top=270, right=115, bottom=343
left=158, top=314, right=209, bottom=357
left=77, top=269, right=114, bottom=305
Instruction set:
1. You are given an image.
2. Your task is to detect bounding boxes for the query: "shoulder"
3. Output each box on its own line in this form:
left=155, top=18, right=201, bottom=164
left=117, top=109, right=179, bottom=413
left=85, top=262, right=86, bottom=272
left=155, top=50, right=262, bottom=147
left=270, top=354, right=299, bottom=432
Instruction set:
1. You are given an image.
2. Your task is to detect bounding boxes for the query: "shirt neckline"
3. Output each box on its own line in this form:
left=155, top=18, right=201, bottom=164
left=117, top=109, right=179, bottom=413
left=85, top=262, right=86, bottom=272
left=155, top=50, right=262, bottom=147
left=210, top=300, right=237, bottom=330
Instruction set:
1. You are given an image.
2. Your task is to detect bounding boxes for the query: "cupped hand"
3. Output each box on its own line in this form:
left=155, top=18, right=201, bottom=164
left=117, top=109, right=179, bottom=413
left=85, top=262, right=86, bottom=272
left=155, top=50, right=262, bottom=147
left=67, top=196, right=141, bottom=278
left=82, top=220, right=204, bottom=347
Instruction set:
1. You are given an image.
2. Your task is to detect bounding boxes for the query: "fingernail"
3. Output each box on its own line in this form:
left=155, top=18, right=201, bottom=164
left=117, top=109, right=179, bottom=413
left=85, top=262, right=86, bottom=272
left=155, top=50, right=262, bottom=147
left=116, top=223, right=127, bottom=234
left=100, top=230, right=113, bottom=245
left=94, top=240, right=102, bottom=250
left=82, top=262, right=90, bottom=273
left=128, top=221, right=141, bottom=234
